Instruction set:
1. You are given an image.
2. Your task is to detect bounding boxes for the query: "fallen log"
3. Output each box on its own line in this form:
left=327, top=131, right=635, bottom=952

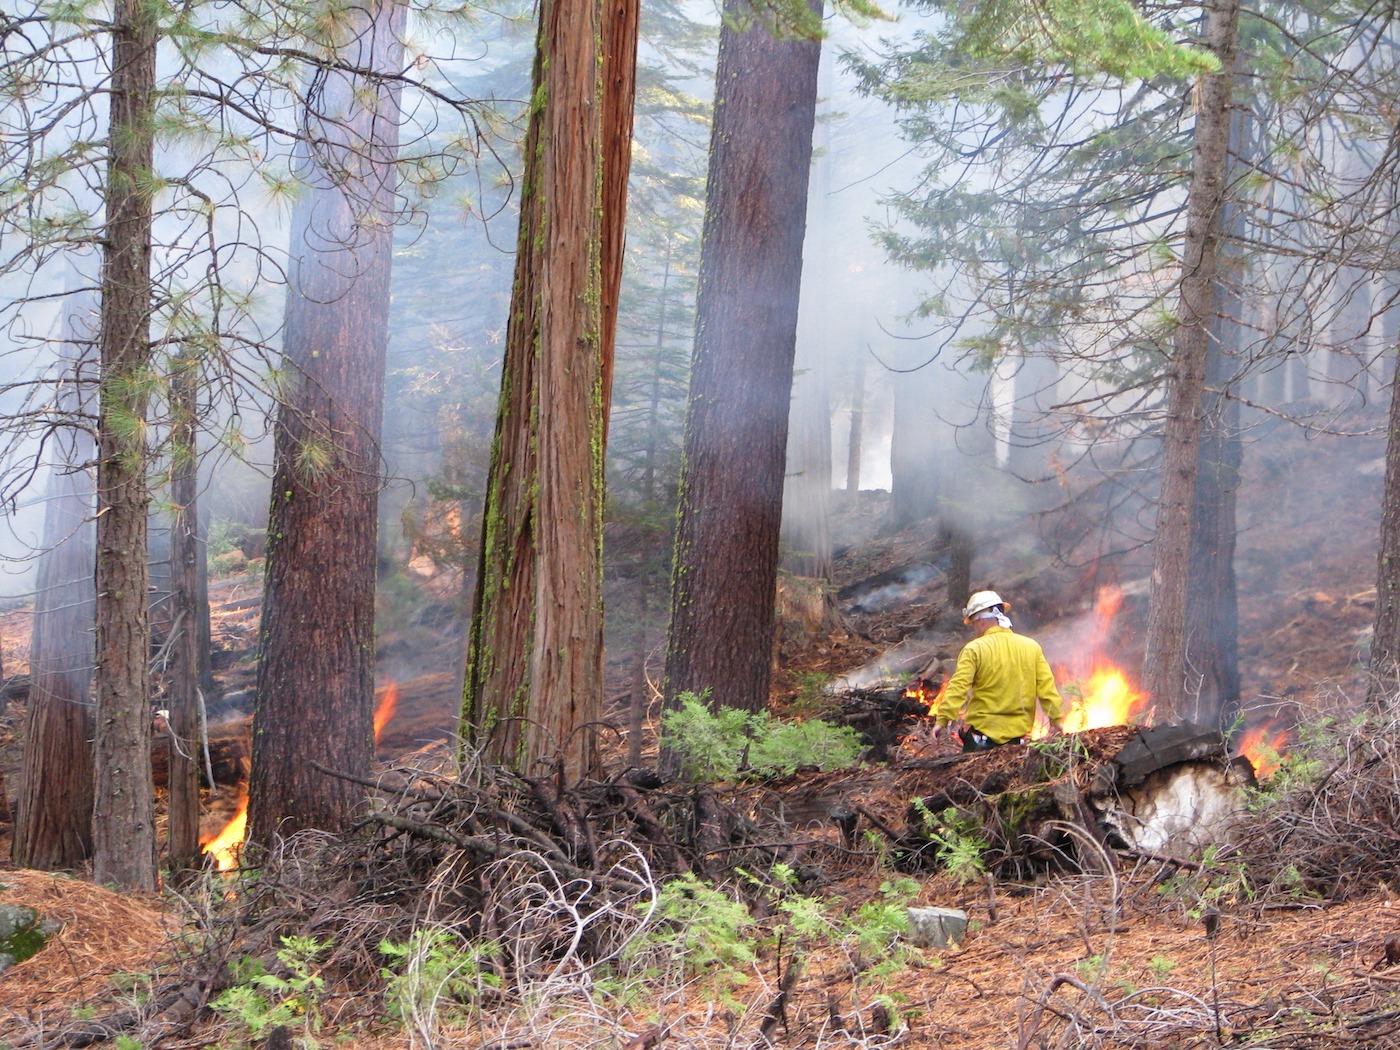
left=151, top=719, right=250, bottom=789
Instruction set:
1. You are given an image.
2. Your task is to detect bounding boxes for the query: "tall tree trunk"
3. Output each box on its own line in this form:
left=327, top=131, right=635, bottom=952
left=93, top=0, right=158, bottom=891
left=662, top=0, right=822, bottom=717
left=942, top=522, right=974, bottom=623
left=1185, top=334, right=1241, bottom=729
left=1140, top=0, right=1241, bottom=715
left=1184, top=105, right=1247, bottom=731
left=166, top=355, right=208, bottom=870
left=601, top=0, right=640, bottom=440
left=1369, top=347, right=1400, bottom=709
left=248, top=0, right=406, bottom=845
left=464, top=0, right=636, bottom=781
left=782, top=378, right=833, bottom=581
left=14, top=296, right=96, bottom=870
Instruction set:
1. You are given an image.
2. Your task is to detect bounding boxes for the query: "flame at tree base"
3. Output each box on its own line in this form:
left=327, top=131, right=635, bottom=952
left=1237, top=723, right=1289, bottom=778
left=199, top=681, right=402, bottom=874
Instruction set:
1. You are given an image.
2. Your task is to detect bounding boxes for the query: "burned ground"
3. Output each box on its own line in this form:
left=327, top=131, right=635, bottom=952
left=0, top=419, right=1398, bottom=1048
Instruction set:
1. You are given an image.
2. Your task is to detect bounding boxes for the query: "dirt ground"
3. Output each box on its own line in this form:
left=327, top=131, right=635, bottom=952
left=0, top=419, right=1397, bottom=1047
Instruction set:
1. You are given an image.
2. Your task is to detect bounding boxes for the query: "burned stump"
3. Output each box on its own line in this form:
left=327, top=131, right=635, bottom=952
left=756, top=723, right=1253, bottom=879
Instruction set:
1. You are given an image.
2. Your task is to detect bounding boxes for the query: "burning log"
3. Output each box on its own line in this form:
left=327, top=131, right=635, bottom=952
left=826, top=683, right=942, bottom=762
left=893, top=723, right=1251, bottom=876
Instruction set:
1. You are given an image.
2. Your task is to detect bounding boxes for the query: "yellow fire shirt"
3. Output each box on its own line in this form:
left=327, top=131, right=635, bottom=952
left=935, top=626, right=1065, bottom=743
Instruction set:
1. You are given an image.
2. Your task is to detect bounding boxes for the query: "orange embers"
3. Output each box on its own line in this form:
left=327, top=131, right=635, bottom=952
left=1236, top=722, right=1289, bottom=778
left=200, top=682, right=402, bottom=873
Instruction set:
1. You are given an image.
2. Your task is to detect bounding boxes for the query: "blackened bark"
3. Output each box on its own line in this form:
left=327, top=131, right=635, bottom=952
left=663, top=0, right=822, bottom=717
left=943, top=522, right=974, bottom=623
left=1184, top=115, right=1246, bottom=731
left=93, top=0, right=158, bottom=891
left=1185, top=347, right=1241, bottom=730
left=249, top=0, right=405, bottom=844
left=1141, top=0, right=1241, bottom=715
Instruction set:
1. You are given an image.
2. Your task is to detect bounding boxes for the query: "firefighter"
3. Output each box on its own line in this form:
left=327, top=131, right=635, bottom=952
left=931, top=590, right=1066, bottom=751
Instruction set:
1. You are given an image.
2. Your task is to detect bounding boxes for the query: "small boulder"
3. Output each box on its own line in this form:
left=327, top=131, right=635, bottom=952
left=0, top=902, right=61, bottom=972
left=905, top=906, right=968, bottom=949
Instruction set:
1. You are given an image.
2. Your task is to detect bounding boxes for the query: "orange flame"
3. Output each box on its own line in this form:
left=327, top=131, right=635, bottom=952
left=374, top=681, right=399, bottom=744
left=198, top=685, right=398, bottom=876
left=200, top=791, right=248, bottom=873
left=1044, top=585, right=1152, bottom=736
left=1058, top=662, right=1151, bottom=733
left=904, top=679, right=947, bottom=715
left=1236, top=723, right=1289, bottom=778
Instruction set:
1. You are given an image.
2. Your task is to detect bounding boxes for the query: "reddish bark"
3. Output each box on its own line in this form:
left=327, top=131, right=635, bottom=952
left=464, top=0, right=637, bottom=783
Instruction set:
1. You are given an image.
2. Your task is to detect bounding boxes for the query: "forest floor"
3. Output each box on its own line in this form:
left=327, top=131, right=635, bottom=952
left=1, top=414, right=1398, bottom=1048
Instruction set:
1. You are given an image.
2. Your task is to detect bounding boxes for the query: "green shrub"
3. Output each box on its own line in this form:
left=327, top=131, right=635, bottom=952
left=211, top=935, right=328, bottom=1043
left=912, top=800, right=988, bottom=885
left=380, top=927, right=501, bottom=1041
left=661, top=691, right=863, bottom=782
left=659, top=691, right=755, bottom=781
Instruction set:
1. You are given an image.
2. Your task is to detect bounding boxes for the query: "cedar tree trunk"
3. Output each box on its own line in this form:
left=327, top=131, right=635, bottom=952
left=463, top=0, right=637, bottom=781
left=14, top=317, right=96, bottom=870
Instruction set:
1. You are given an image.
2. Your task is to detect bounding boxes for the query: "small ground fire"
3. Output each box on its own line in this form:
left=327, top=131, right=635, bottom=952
left=199, top=680, right=402, bottom=872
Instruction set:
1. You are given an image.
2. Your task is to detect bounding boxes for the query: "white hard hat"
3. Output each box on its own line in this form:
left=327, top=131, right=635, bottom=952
left=962, top=590, right=1008, bottom=624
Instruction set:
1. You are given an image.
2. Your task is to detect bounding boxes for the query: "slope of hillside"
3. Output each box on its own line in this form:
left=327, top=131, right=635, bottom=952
left=0, top=413, right=1396, bottom=1049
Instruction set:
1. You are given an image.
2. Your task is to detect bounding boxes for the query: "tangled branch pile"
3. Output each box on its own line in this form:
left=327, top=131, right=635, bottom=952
left=1230, top=710, right=1400, bottom=902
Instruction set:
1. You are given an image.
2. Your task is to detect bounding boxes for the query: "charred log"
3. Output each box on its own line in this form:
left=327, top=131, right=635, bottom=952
left=151, top=719, right=249, bottom=789
left=828, top=686, right=932, bottom=761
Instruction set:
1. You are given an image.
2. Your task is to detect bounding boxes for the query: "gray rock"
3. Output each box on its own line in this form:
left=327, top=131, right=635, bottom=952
left=905, top=906, right=968, bottom=949
left=0, top=903, right=61, bottom=974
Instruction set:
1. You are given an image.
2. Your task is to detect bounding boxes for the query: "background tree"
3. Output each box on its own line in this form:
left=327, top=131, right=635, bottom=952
left=1140, top=0, right=1242, bottom=710
left=248, top=0, right=408, bottom=844
left=12, top=281, right=96, bottom=870
left=606, top=5, right=711, bottom=765
left=1183, top=106, right=1250, bottom=729
left=1370, top=352, right=1400, bottom=707
left=164, top=348, right=210, bottom=870
left=662, top=0, right=823, bottom=720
